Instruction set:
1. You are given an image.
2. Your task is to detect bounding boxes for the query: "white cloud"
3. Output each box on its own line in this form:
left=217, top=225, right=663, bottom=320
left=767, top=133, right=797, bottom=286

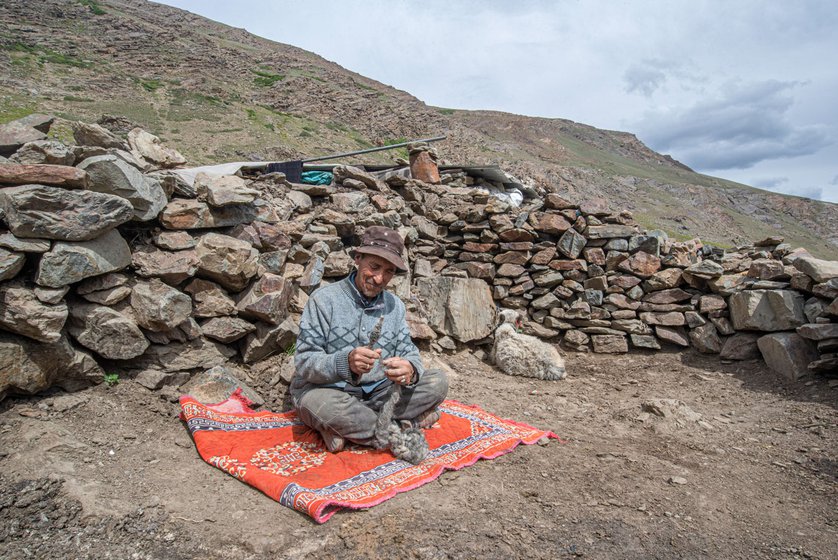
left=157, top=0, right=838, bottom=204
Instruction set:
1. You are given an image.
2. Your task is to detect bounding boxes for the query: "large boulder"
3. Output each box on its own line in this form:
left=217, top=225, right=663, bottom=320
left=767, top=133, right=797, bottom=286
left=180, top=365, right=263, bottom=406
left=195, top=174, right=259, bottom=207
left=236, top=273, right=293, bottom=325
left=0, top=283, right=68, bottom=342
left=728, top=290, right=806, bottom=331
left=67, top=302, right=149, bottom=360
left=416, top=277, right=496, bottom=342
left=0, top=185, right=133, bottom=241
left=793, top=256, right=838, bottom=283
left=127, top=127, right=187, bottom=168
left=195, top=233, right=259, bottom=292
left=757, top=333, right=819, bottom=380
left=0, top=332, right=103, bottom=401
left=130, top=279, right=192, bottom=332
left=719, top=333, right=761, bottom=360
left=0, top=120, right=47, bottom=156
left=78, top=154, right=168, bottom=221
left=36, top=229, right=132, bottom=288
left=0, top=163, right=88, bottom=188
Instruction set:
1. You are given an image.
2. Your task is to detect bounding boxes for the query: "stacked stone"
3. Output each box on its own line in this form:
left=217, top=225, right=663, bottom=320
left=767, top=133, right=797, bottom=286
left=0, top=115, right=307, bottom=399
left=1, top=113, right=835, bottom=402
left=372, top=173, right=837, bottom=379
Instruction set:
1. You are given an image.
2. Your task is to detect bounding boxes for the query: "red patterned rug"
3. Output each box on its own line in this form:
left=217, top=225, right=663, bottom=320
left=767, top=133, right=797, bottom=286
left=180, top=392, right=558, bottom=523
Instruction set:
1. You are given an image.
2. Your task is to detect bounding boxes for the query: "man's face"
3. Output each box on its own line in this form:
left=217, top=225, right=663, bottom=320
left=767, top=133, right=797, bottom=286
left=354, top=254, right=396, bottom=298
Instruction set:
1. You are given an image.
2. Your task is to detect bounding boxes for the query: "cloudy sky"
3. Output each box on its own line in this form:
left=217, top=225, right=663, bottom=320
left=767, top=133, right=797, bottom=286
left=157, top=0, right=838, bottom=203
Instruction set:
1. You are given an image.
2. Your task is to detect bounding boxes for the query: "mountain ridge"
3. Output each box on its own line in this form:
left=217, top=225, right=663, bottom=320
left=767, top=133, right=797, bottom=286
left=1, top=0, right=835, bottom=257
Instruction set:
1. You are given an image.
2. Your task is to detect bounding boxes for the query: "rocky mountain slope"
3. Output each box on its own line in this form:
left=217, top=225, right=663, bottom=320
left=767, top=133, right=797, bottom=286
left=1, top=0, right=836, bottom=258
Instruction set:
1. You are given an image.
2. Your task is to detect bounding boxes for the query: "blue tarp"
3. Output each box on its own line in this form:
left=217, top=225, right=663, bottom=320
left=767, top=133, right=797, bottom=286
left=300, top=171, right=333, bottom=185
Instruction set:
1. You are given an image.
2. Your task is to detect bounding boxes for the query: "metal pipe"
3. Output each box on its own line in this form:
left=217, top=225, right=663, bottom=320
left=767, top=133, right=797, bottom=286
left=300, top=135, right=446, bottom=163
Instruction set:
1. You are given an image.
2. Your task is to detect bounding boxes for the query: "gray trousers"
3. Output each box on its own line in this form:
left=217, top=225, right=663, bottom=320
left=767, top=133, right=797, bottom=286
left=294, top=369, right=449, bottom=446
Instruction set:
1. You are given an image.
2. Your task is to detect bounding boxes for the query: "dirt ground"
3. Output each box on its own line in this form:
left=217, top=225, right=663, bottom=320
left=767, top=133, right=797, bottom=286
left=1, top=348, right=836, bottom=560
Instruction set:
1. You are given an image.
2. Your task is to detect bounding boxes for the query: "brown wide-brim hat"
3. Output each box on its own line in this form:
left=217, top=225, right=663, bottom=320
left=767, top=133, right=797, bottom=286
left=351, top=226, right=408, bottom=271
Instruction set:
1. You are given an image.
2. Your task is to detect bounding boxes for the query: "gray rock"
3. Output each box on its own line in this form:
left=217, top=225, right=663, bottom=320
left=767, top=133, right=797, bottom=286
left=331, top=191, right=371, bottom=213
left=557, top=228, right=587, bottom=259
left=611, top=319, right=652, bottom=335
left=684, top=260, right=724, bottom=279
left=153, top=230, right=195, bottom=251
left=803, top=297, right=829, bottom=322
left=796, top=323, right=838, bottom=341
left=34, top=286, right=69, bottom=305
left=159, top=199, right=258, bottom=230
left=81, top=285, right=132, bottom=306
left=132, top=247, right=199, bottom=285
left=78, top=155, right=168, bottom=221
left=185, top=278, right=237, bottom=318
left=72, top=122, right=127, bottom=149
left=586, top=225, right=637, bottom=239
left=133, top=369, right=189, bottom=390
left=643, top=288, right=692, bottom=304
left=241, top=316, right=300, bottom=363
left=236, top=273, right=293, bottom=325
left=757, top=333, right=819, bottom=380
left=135, top=337, right=236, bottom=373
left=76, top=272, right=128, bottom=295
left=8, top=140, right=74, bottom=166
left=640, top=312, right=685, bottom=326
left=0, top=232, right=51, bottom=253
left=591, top=334, right=628, bottom=353
left=630, top=334, right=661, bottom=350
left=728, top=290, right=806, bottom=331
left=195, top=233, right=259, bottom=292
left=127, top=128, right=186, bottom=168
left=67, top=302, right=149, bottom=360
left=0, top=121, right=47, bottom=157
left=416, top=277, right=496, bottom=342
left=200, top=317, right=256, bottom=343
left=562, top=329, right=590, bottom=350
left=710, top=316, right=736, bottom=335
left=0, top=332, right=103, bottom=401
left=181, top=366, right=265, bottom=406
left=0, top=248, right=25, bottom=281
left=36, top=229, right=132, bottom=288
left=130, top=279, right=192, bottom=331
left=195, top=174, right=259, bottom=207
left=719, top=333, right=761, bottom=360
left=655, top=326, right=690, bottom=347
left=0, top=283, right=68, bottom=342
left=689, top=323, right=722, bottom=354
left=0, top=185, right=133, bottom=241
left=793, top=256, right=838, bottom=283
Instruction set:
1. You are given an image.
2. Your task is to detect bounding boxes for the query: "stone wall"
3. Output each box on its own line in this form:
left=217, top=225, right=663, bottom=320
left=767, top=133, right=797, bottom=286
left=0, top=115, right=835, bottom=400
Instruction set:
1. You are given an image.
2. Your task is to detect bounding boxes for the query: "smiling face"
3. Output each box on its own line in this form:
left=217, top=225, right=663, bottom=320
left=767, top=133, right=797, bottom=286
left=354, top=254, right=396, bottom=299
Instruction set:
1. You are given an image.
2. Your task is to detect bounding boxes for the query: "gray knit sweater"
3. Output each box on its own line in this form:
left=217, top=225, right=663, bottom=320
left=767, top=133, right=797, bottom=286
left=290, top=274, right=424, bottom=401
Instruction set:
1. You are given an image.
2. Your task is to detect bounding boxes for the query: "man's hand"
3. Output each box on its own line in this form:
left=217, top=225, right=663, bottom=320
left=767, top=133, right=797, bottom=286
left=382, top=357, right=415, bottom=385
left=349, top=347, right=382, bottom=376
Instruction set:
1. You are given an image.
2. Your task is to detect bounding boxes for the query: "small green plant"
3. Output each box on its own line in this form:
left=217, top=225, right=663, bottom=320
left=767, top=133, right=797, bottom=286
left=284, top=343, right=296, bottom=356
left=104, top=373, right=119, bottom=386
left=252, top=69, right=284, bottom=87
left=76, top=0, right=106, bottom=15
left=437, top=108, right=456, bottom=115
left=140, top=79, right=163, bottom=92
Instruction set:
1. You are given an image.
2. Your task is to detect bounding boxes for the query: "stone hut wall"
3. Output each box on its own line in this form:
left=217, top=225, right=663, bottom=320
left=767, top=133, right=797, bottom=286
left=0, top=115, right=835, bottom=401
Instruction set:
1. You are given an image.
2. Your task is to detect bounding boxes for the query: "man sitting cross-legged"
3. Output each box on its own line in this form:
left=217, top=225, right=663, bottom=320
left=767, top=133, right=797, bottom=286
left=291, top=226, right=449, bottom=452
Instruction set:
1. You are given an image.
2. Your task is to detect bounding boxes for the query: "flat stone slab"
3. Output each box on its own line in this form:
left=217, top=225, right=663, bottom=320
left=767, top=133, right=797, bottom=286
left=0, top=163, right=88, bottom=188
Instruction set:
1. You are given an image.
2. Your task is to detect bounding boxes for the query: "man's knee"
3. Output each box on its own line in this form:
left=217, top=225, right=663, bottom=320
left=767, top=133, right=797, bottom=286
left=421, top=368, right=449, bottom=402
